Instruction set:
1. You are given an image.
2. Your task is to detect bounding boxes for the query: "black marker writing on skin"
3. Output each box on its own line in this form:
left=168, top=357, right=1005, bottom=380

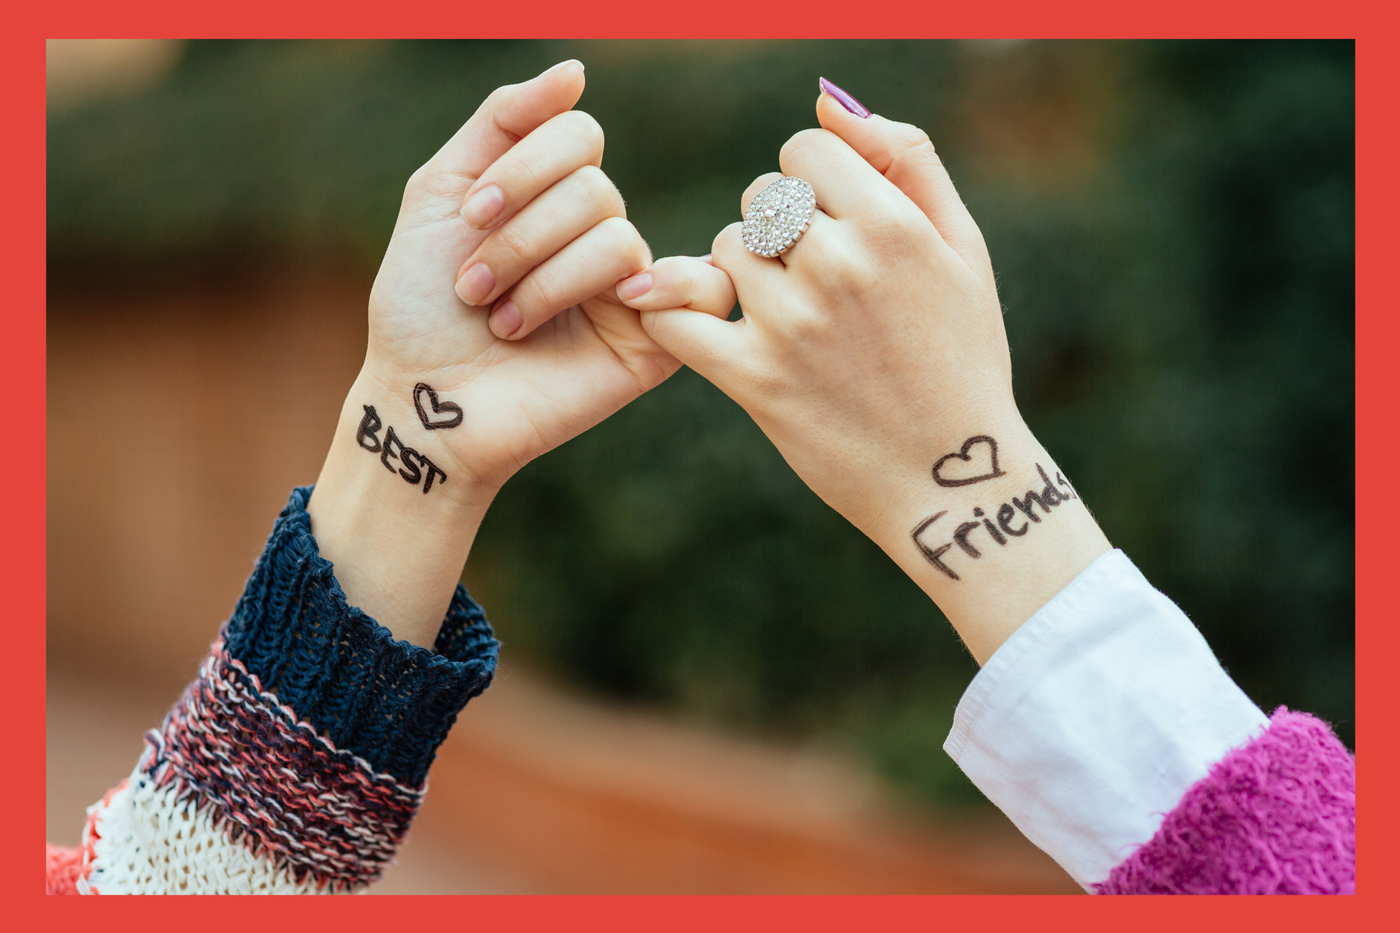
left=932, top=435, right=1006, bottom=488
left=996, top=502, right=1027, bottom=537
left=356, top=405, right=383, bottom=452
left=356, top=404, right=448, bottom=495
left=413, top=383, right=464, bottom=431
left=912, top=463, right=1080, bottom=580
left=911, top=511, right=960, bottom=581
left=976, top=506, right=1008, bottom=546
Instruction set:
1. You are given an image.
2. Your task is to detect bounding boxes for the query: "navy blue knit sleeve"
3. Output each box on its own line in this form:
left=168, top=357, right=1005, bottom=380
left=222, top=486, right=498, bottom=787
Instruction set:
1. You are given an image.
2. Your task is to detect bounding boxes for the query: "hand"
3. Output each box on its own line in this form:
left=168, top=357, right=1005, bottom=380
left=309, top=61, right=712, bottom=646
left=363, top=59, right=681, bottom=496
left=620, top=85, right=1110, bottom=662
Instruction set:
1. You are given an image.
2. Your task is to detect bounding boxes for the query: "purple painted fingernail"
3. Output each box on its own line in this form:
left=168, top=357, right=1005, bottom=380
left=819, top=77, right=871, bottom=119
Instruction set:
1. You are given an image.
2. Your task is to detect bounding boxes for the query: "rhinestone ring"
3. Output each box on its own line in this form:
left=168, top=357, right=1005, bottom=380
left=742, top=176, right=817, bottom=258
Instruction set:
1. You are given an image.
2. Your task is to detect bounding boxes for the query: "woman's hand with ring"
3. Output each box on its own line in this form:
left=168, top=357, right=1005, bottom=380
left=620, top=83, right=1110, bottom=662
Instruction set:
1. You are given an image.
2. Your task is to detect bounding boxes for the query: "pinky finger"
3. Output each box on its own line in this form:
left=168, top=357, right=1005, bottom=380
left=616, top=255, right=737, bottom=320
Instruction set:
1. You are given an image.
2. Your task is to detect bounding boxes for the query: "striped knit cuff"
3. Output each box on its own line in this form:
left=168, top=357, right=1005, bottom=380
left=219, top=485, right=499, bottom=787
left=105, top=486, right=499, bottom=891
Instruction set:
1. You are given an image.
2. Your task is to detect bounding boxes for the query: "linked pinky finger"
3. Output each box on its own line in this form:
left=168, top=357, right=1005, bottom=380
left=616, top=255, right=737, bottom=320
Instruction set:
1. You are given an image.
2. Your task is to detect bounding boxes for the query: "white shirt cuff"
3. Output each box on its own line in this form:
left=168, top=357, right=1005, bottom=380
left=943, top=549, right=1268, bottom=889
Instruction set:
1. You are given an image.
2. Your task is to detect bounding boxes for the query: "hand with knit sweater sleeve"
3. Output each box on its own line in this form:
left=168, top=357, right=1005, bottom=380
left=619, top=80, right=1354, bottom=894
left=307, top=58, right=723, bottom=651
left=47, top=59, right=710, bottom=895
left=53, top=488, right=496, bottom=894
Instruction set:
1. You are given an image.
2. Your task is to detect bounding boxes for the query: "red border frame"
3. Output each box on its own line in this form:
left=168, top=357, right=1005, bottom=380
left=16, top=2, right=1392, bottom=928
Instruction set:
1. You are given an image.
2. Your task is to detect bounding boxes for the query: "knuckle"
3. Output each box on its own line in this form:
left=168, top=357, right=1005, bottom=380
left=860, top=199, right=921, bottom=241
left=653, top=256, right=696, bottom=299
left=491, top=220, right=532, bottom=265
left=558, top=110, right=605, bottom=158
left=480, top=86, right=513, bottom=115
left=503, top=156, right=543, bottom=197
left=798, top=231, right=873, bottom=289
left=572, top=165, right=625, bottom=217
left=894, top=122, right=934, bottom=152
left=779, top=127, right=830, bottom=168
left=711, top=223, right=744, bottom=263
left=888, top=125, right=942, bottom=171
left=593, top=216, right=650, bottom=270
left=595, top=214, right=636, bottom=248
left=518, top=273, right=560, bottom=316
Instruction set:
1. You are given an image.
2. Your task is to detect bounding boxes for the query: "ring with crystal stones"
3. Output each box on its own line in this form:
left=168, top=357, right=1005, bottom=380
left=741, top=176, right=817, bottom=259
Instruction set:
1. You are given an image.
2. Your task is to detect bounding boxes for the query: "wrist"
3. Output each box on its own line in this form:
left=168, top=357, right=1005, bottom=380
left=306, top=369, right=500, bottom=648
left=866, top=419, right=1111, bottom=664
left=353, top=361, right=512, bottom=503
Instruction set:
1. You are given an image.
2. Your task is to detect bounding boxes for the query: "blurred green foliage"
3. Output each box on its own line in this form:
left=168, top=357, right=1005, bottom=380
left=48, top=40, right=1354, bottom=808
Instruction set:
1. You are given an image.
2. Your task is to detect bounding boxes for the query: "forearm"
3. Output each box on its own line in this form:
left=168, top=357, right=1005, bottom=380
left=308, top=366, right=500, bottom=648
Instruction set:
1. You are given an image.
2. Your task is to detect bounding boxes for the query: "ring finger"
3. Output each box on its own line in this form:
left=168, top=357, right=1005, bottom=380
left=739, top=172, right=836, bottom=269
left=455, top=164, right=624, bottom=307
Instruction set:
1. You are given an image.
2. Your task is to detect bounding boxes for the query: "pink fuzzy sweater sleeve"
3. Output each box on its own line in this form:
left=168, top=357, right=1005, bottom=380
left=1094, top=708, right=1355, bottom=894
left=945, top=550, right=1354, bottom=893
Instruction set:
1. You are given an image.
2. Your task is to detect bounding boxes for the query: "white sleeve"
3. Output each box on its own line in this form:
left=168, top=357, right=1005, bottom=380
left=942, top=549, right=1268, bottom=890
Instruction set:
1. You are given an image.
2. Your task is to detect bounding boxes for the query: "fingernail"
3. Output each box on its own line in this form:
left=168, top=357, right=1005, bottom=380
left=489, top=300, right=523, bottom=339
left=819, top=77, right=871, bottom=119
left=462, top=184, right=505, bottom=228
left=456, top=262, right=495, bottom=306
left=543, top=59, right=584, bottom=76
left=699, top=254, right=713, bottom=264
left=615, top=272, right=653, bottom=301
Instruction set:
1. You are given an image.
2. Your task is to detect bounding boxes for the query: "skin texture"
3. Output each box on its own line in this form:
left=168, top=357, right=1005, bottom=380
left=307, top=61, right=726, bottom=647
left=619, top=91, right=1112, bottom=664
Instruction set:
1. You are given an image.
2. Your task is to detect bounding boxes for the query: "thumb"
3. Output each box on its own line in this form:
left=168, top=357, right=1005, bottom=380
left=815, top=79, right=992, bottom=282
left=416, top=60, right=587, bottom=194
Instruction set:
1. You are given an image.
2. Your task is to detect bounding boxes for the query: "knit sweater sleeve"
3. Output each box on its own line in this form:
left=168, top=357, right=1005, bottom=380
left=49, top=486, right=499, bottom=894
left=944, top=550, right=1355, bottom=894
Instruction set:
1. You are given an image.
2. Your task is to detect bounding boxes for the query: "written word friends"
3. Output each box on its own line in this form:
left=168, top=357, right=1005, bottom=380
left=911, top=464, right=1078, bottom=581
left=356, top=404, right=449, bottom=494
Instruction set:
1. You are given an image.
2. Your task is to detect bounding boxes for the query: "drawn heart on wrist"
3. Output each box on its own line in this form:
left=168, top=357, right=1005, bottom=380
left=932, top=435, right=1006, bottom=487
left=413, top=383, right=464, bottom=430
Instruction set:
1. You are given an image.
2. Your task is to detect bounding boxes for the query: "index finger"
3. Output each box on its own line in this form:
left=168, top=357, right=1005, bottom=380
left=778, top=127, right=912, bottom=223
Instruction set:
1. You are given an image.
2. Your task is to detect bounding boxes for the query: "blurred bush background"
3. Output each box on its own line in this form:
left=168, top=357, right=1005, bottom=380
left=48, top=39, right=1354, bottom=822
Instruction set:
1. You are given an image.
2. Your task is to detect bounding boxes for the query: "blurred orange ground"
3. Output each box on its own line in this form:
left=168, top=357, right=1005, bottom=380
left=46, top=271, right=1078, bottom=893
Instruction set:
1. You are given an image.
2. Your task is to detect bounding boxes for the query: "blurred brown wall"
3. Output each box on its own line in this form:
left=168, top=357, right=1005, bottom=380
left=47, top=271, right=369, bottom=686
